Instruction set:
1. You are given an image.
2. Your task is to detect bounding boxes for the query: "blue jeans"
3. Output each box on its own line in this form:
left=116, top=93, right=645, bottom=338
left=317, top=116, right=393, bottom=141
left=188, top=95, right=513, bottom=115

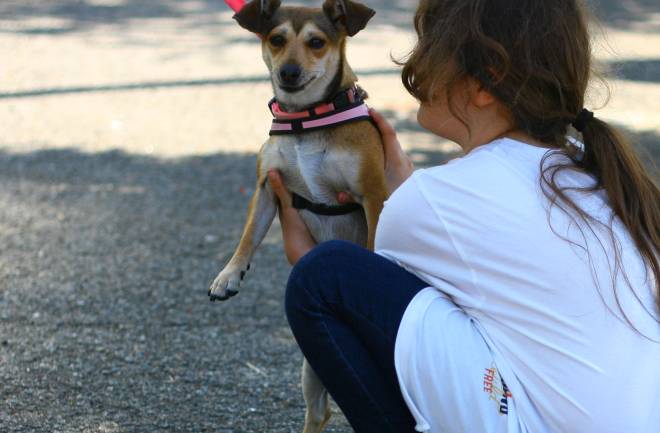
left=285, top=240, right=429, bottom=433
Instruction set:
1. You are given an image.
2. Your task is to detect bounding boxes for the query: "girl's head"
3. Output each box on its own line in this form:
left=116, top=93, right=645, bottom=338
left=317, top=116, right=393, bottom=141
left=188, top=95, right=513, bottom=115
left=402, top=0, right=590, bottom=145
left=401, top=0, right=660, bottom=321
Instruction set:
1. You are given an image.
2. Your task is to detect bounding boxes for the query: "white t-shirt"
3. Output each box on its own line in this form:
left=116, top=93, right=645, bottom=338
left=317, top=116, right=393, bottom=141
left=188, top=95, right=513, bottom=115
left=375, top=138, right=660, bottom=433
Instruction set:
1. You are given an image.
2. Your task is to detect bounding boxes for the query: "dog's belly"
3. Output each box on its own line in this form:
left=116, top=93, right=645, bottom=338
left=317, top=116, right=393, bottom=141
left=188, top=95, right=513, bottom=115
left=261, top=132, right=368, bottom=247
left=299, top=209, right=367, bottom=246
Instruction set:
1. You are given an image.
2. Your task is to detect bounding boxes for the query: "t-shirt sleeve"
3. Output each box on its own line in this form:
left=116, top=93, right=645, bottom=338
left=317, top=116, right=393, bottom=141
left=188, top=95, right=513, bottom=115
left=375, top=171, right=484, bottom=309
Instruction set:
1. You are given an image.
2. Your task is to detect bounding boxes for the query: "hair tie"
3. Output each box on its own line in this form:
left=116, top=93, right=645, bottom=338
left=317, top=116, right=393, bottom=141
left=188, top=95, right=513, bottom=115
left=572, top=108, right=594, bottom=132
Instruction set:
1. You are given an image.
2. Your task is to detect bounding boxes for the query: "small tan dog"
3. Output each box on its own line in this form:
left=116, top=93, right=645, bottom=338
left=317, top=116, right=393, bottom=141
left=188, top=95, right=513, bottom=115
left=209, top=1, right=387, bottom=431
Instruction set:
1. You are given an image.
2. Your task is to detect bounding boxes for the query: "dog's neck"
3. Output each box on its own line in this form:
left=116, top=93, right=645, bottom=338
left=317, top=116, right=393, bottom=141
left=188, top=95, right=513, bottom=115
left=274, top=58, right=358, bottom=113
left=268, top=83, right=370, bottom=136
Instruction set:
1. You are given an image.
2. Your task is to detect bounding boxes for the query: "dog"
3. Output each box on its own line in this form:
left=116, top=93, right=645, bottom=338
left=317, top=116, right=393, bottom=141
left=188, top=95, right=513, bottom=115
left=209, top=1, right=387, bottom=431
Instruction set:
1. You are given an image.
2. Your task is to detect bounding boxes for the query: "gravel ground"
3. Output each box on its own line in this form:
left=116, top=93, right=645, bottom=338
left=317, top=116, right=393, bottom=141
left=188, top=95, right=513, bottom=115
left=0, top=149, right=322, bottom=432
left=1, top=1, right=659, bottom=433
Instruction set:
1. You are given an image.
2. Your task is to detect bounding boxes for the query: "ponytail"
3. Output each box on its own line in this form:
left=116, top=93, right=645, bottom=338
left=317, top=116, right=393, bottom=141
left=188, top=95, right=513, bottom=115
left=580, top=119, right=660, bottom=312
left=543, top=117, right=660, bottom=317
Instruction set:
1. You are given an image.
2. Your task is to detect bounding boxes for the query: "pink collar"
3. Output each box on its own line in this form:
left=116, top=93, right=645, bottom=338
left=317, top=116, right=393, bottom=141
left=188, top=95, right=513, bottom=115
left=269, top=87, right=372, bottom=136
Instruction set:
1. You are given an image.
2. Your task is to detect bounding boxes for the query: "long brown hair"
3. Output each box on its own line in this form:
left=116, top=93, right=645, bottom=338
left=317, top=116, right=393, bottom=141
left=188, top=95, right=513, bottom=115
left=399, top=0, right=660, bottom=318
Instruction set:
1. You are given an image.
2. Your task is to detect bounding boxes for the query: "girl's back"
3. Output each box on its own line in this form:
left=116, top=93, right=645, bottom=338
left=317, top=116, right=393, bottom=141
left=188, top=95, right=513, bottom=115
left=376, top=137, right=660, bottom=432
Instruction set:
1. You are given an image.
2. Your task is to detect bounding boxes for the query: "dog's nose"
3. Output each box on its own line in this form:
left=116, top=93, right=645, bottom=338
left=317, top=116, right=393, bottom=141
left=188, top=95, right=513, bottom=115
left=279, top=64, right=302, bottom=85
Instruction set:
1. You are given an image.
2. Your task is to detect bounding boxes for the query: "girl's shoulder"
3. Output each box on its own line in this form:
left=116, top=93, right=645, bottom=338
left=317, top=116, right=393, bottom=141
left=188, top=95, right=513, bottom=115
left=416, top=138, right=552, bottom=190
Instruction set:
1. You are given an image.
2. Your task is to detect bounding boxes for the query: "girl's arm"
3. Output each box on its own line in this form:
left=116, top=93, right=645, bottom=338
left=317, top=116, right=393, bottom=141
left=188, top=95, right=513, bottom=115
left=267, top=170, right=317, bottom=265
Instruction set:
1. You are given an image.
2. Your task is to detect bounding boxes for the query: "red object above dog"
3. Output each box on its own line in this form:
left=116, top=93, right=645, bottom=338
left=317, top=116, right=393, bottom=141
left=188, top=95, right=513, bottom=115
left=224, top=0, right=246, bottom=12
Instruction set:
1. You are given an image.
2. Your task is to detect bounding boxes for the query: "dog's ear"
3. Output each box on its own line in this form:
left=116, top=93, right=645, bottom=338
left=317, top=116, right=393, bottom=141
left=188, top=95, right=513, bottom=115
left=322, top=0, right=375, bottom=37
left=233, top=0, right=282, bottom=35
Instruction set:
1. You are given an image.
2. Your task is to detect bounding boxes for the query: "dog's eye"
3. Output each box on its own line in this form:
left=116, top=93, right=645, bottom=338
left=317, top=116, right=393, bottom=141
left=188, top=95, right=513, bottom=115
left=269, top=35, right=286, bottom=47
left=308, top=38, right=326, bottom=49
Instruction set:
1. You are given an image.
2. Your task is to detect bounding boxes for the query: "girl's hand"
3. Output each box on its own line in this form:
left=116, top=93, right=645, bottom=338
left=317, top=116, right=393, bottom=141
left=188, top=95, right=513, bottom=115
left=268, top=170, right=317, bottom=265
left=369, top=108, right=414, bottom=194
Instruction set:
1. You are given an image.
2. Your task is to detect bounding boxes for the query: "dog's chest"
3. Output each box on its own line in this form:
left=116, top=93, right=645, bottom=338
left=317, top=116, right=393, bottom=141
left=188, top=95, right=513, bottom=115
left=262, top=133, right=359, bottom=201
left=260, top=133, right=367, bottom=245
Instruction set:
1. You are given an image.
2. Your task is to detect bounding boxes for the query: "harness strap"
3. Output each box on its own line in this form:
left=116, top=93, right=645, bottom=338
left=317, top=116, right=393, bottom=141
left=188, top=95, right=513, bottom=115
left=292, top=193, right=362, bottom=216
left=269, top=86, right=372, bottom=136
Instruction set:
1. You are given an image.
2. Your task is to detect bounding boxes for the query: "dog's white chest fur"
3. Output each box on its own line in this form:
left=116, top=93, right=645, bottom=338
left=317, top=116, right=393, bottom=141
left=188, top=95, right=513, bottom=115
left=261, top=132, right=368, bottom=245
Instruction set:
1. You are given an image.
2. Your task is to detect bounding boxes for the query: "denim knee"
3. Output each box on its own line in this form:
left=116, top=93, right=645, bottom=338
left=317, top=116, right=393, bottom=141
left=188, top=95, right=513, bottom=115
left=285, top=240, right=360, bottom=325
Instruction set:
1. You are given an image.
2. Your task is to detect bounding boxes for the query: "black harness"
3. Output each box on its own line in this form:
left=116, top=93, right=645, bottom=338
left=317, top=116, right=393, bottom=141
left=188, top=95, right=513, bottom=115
left=291, top=193, right=362, bottom=216
left=270, top=87, right=369, bottom=216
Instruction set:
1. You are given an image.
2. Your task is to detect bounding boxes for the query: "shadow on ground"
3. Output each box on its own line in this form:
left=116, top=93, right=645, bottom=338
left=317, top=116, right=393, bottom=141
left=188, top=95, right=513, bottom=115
left=0, top=68, right=399, bottom=100
left=588, top=0, right=660, bottom=30
left=0, top=0, right=418, bottom=35
left=0, top=124, right=657, bottom=431
left=606, top=59, right=660, bottom=83
left=0, top=0, right=232, bottom=34
left=2, top=0, right=659, bottom=36
left=626, top=129, right=660, bottom=173
left=0, top=149, right=320, bottom=432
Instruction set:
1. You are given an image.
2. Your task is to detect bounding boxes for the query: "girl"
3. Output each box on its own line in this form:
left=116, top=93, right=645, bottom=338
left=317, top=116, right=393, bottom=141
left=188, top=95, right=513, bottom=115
left=267, top=0, right=660, bottom=432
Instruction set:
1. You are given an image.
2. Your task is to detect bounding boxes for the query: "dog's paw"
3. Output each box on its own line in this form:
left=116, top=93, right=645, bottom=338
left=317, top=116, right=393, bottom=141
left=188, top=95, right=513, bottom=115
left=208, top=263, right=250, bottom=302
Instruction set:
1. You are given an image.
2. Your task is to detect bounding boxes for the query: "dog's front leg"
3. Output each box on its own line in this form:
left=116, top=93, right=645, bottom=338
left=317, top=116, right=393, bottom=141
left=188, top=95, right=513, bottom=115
left=362, top=190, right=387, bottom=251
left=357, top=159, right=388, bottom=251
left=209, top=176, right=277, bottom=301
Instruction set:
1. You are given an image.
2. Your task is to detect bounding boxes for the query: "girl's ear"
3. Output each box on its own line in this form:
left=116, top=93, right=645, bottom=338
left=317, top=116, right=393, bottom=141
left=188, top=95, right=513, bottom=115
left=469, top=77, right=496, bottom=108
left=322, top=0, right=376, bottom=37
left=233, top=0, right=281, bottom=35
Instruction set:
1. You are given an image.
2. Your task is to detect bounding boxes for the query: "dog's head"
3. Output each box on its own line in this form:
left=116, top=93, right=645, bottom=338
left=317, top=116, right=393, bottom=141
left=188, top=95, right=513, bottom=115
left=234, top=0, right=375, bottom=110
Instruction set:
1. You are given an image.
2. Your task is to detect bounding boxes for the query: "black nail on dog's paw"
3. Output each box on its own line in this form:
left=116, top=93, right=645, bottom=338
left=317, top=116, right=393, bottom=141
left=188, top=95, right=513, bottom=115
left=209, top=291, right=236, bottom=302
left=240, top=271, right=246, bottom=280
left=247, top=263, right=251, bottom=271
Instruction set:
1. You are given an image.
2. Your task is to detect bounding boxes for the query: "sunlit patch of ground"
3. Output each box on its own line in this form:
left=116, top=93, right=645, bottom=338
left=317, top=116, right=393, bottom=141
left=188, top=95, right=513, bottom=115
left=1, top=1, right=658, bottom=161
